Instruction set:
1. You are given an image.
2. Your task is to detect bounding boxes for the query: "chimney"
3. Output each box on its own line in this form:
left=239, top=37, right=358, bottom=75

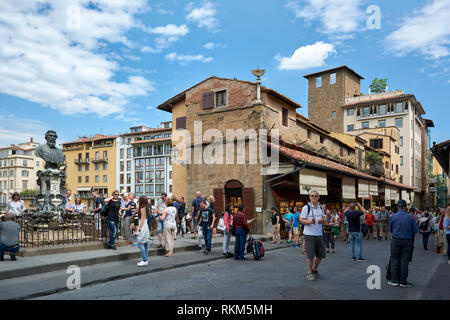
left=251, top=68, right=265, bottom=103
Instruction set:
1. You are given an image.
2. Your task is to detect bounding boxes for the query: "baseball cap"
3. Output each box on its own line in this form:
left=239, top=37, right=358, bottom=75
left=397, top=200, right=407, bottom=208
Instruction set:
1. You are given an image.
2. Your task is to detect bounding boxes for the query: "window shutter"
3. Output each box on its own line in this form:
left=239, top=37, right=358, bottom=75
left=213, top=188, right=224, bottom=215
left=176, top=117, right=186, bottom=130
left=202, top=92, right=214, bottom=110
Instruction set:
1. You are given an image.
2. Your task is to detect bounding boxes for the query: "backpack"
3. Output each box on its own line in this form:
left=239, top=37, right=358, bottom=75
left=247, top=233, right=265, bottom=260
left=419, top=218, right=430, bottom=231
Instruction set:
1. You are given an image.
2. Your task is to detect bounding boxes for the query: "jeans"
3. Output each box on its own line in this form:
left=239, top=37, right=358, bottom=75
left=157, top=218, right=163, bottom=234
left=147, top=215, right=152, bottom=234
left=323, top=232, right=335, bottom=249
left=391, top=238, right=413, bottom=285
left=360, top=224, right=367, bottom=237
left=421, top=232, right=431, bottom=250
left=0, top=238, right=20, bottom=256
left=201, top=225, right=213, bottom=252
left=234, top=228, right=247, bottom=260
left=408, top=235, right=415, bottom=263
left=349, top=232, right=363, bottom=259
left=107, top=219, right=119, bottom=246
left=223, top=230, right=231, bottom=254
left=138, top=242, right=148, bottom=262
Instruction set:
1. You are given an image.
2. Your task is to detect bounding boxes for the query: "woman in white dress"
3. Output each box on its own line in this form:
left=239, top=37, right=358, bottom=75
left=135, top=196, right=150, bottom=266
left=160, top=198, right=177, bottom=257
left=6, top=192, right=25, bottom=217
left=70, top=197, right=86, bottom=214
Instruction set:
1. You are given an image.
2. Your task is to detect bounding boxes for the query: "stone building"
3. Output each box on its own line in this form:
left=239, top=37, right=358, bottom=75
left=158, top=75, right=415, bottom=234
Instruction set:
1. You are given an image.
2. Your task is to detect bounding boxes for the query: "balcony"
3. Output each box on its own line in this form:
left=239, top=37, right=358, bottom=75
left=366, top=160, right=385, bottom=177
left=74, top=158, right=90, bottom=165
left=91, top=157, right=108, bottom=163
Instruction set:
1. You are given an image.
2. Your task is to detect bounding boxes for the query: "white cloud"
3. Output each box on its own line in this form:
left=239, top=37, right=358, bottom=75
left=286, top=0, right=364, bottom=34
left=0, top=115, right=50, bottom=146
left=142, top=24, right=190, bottom=50
left=0, top=1, right=154, bottom=117
left=276, top=42, right=336, bottom=71
left=385, top=0, right=450, bottom=59
left=186, top=2, right=219, bottom=30
left=165, top=53, right=214, bottom=65
left=203, top=42, right=226, bottom=50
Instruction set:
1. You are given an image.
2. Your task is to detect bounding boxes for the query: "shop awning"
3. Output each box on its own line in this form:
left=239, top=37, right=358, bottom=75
left=299, top=168, right=328, bottom=196
left=369, top=180, right=378, bottom=196
left=401, top=190, right=411, bottom=204
left=342, top=176, right=356, bottom=200
left=385, top=186, right=391, bottom=206
left=391, top=187, right=399, bottom=201
left=77, top=187, right=92, bottom=192
left=358, top=179, right=369, bottom=198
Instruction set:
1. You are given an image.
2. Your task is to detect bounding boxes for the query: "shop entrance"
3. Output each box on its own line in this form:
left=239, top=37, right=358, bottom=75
left=224, top=180, right=243, bottom=214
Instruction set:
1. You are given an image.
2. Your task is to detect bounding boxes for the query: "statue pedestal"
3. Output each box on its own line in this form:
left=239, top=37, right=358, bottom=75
left=35, top=170, right=66, bottom=212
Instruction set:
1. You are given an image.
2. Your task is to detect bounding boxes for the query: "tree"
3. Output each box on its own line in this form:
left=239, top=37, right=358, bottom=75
left=369, top=78, right=388, bottom=93
left=365, top=151, right=382, bottom=166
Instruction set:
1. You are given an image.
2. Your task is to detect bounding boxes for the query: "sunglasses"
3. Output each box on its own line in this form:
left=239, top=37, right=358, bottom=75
left=310, top=195, right=319, bottom=198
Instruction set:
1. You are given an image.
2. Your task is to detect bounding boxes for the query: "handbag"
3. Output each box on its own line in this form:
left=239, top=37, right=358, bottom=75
left=217, top=217, right=226, bottom=231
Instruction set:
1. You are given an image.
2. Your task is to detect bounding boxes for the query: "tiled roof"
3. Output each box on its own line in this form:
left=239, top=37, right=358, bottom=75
left=130, top=137, right=171, bottom=145
left=267, top=142, right=415, bottom=190
left=63, top=134, right=117, bottom=145
left=303, top=65, right=365, bottom=80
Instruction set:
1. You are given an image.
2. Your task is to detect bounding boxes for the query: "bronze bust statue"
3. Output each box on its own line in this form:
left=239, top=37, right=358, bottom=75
left=35, top=130, right=65, bottom=170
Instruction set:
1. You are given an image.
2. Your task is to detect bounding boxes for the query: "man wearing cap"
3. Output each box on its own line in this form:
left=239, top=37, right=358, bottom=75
left=388, top=200, right=418, bottom=288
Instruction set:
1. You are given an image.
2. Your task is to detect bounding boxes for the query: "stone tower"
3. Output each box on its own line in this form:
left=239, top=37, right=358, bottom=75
left=304, top=66, right=364, bottom=133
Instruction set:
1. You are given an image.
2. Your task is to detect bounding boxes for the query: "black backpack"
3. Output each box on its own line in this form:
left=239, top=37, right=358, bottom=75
left=419, top=218, right=430, bottom=231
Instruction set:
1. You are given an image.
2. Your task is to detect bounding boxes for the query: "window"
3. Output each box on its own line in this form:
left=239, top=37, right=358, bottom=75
left=395, top=118, right=403, bottom=128
left=85, top=176, right=89, bottom=183
left=396, top=164, right=399, bottom=174
left=78, top=165, right=82, bottom=172
left=176, top=117, right=187, bottom=130
left=400, top=136, right=403, bottom=146
left=307, top=130, right=311, bottom=139
left=362, top=107, right=370, bottom=117
left=379, top=104, right=386, bottom=115
left=35, top=161, right=39, bottom=167
left=95, top=163, right=100, bottom=171
left=120, top=149, right=124, bottom=159
left=340, top=146, right=343, bottom=157
left=332, top=111, right=336, bottom=119
left=103, top=163, right=107, bottom=170
left=316, top=76, right=321, bottom=88
left=21, top=170, right=29, bottom=177
left=282, top=108, right=288, bottom=127
left=320, top=136, right=324, bottom=144
left=10, top=181, right=13, bottom=189
left=395, top=102, right=403, bottom=113
left=127, top=161, right=131, bottom=171
left=9, top=170, right=14, bottom=177
left=400, top=156, right=403, bottom=166
left=215, top=90, right=227, bottom=107
left=404, top=102, right=409, bottom=111
left=127, top=148, right=131, bottom=159
left=78, top=176, right=82, bottom=183
left=95, top=175, right=99, bottom=183
left=347, top=124, right=354, bottom=131
left=103, top=151, right=107, bottom=159
left=378, top=119, right=386, bottom=127
left=400, top=176, right=403, bottom=184
left=86, top=152, right=89, bottom=160
left=85, top=164, right=89, bottom=171
left=120, top=161, right=124, bottom=172
left=362, top=122, right=369, bottom=129
left=347, top=108, right=354, bottom=116
left=95, top=151, right=100, bottom=160
left=120, top=174, right=124, bottom=184
left=103, top=175, right=107, bottom=182
left=23, top=160, right=27, bottom=166
left=370, top=139, right=383, bottom=149
left=127, top=173, right=131, bottom=184
left=330, top=73, right=336, bottom=84
left=385, top=161, right=389, bottom=169
left=23, top=181, right=27, bottom=189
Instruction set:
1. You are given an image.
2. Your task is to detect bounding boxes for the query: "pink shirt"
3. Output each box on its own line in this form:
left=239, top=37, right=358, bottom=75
left=224, top=211, right=233, bottom=231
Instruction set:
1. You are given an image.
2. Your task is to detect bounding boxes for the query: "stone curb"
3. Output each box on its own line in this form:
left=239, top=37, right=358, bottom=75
left=0, top=235, right=273, bottom=281
left=12, top=241, right=292, bottom=300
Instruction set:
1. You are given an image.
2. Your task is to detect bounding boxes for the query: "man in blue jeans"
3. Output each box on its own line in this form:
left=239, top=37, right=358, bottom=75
left=198, top=200, right=215, bottom=255
left=388, top=200, right=418, bottom=288
left=344, top=202, right=367, bottom=261
left=0, top=214, right=21, bottom=261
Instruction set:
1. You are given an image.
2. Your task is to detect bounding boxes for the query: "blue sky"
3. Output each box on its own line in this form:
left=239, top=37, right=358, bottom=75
left=0, top=0, right=449, bottom=146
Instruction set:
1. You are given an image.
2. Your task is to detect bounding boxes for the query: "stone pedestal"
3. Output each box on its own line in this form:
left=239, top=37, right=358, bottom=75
left=35, top=169, right=66, bottom=212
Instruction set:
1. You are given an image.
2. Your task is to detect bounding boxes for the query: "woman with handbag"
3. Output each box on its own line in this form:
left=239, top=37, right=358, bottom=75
left=135, top=196, right=150, bottom=266
left=160, top=198, right=177, bottom=257
left=222, top=204, right=234, bottom=258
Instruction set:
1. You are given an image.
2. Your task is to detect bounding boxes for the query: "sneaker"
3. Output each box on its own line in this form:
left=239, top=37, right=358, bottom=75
left=400, top=282, right=412, bottom=288
left=306, top=273, right=316, bottom=281
left=110, top=245, right=117, bottom=250
left=387, top=281, right=399, bottom=287
left=352, top=257, right=357, bottom=261
left=312, top=270, right=320, bottom=278
left=357, top=258, right=366, bottom=262
left=137, top=261, right=148, bottom=267
left=226, top=253, right=234, bottom=258
left=10, top=254, right=16, bottom=261
left=203, top=250, right=209, bottom=255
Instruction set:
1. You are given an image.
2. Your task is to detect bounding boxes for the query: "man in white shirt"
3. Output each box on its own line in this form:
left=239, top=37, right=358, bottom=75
left=300, top=190, right=326, bottom=281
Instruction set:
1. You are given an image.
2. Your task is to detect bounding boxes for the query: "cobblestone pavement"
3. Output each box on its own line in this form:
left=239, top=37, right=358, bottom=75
left=34, top=236, right=449, bottom=300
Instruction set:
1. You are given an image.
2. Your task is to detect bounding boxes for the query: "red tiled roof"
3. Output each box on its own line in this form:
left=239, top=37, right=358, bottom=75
left=130, top=137, right=171, bottom=145
left=267, top=142, right=415, bottom=190
left=63, top=134, right=117, bottom=145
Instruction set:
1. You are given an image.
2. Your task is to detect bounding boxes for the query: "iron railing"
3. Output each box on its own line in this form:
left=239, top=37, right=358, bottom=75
left=11, top=211, right=111, bottom=248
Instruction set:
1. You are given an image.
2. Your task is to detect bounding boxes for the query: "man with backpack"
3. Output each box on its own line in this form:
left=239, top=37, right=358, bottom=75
left=300, top=190, right=326, bottom=281
left=418, top=211, right=433, bottom=250
left=92, top=190, right=106, bottom=238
